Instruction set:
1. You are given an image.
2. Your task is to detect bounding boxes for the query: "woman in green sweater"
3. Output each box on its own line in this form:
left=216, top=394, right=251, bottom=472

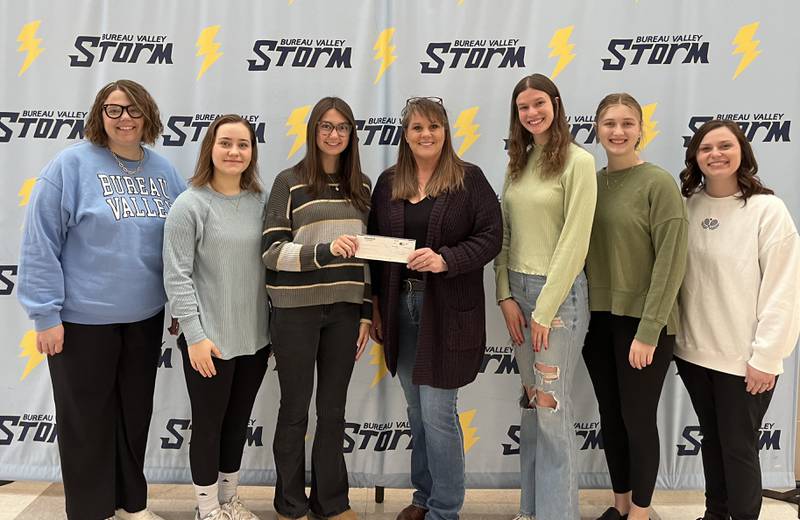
left=494, top=73, right=596, bottom=520
left=583, top=93, right=687, bottom=520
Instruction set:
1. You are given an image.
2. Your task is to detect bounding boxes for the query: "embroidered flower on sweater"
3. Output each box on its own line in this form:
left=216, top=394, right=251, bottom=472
left=701, top=217, right=719, bottom=230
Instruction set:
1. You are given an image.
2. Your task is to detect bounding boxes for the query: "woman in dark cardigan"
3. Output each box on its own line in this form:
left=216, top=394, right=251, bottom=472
left=368, top=97, right=502, bottom=520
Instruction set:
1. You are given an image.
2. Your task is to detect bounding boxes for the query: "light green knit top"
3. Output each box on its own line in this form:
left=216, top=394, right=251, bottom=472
left=494, top=143, right=597, bottom=326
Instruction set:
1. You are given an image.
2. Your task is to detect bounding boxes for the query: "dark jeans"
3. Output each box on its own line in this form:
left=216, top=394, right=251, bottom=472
left=178, top=335, right=270, bottom=485
left=270, top=302, right=360, bottom=518
left=47, top=309, right=164, bottom=520
left=675, top=357, right=775, bottom=520
left=582, top=311, right=674, bottom=508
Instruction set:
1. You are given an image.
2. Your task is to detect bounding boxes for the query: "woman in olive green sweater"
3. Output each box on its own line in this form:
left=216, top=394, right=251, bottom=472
left=582, top=93, right=687, bottom=520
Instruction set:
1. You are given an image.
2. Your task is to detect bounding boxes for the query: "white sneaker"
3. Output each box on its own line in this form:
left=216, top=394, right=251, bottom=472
left=116, top=509, right=166, bottom=520
left=195, top=507, right=233, bottom=520
left=221, top=495, right=260, bottom=520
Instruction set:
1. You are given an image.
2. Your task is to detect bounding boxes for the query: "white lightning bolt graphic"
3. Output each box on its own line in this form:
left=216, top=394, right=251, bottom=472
left=286, top=105, right=311, bottom=159
left=454, top=107, right=481, bottom=157
left=19, top=330, right=45, bottom=381
left=373, top=28, right=397, bottom=85
left=369, top=343, right=389, bottom=388
left=196, top=25, right=223, bottom=81
left=732, top=22, right=762, bottom=80
left=640, top=103, right=660, bottom=150
left=17, top=20, right=45, bottom=77
left=548, top=25, right=576, bottom=79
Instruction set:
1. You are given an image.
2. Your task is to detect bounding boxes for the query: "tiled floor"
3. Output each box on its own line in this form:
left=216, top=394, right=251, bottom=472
left=1, top=482, right=798, bottom=520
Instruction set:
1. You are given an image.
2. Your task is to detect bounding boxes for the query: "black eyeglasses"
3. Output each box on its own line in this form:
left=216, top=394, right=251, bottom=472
left=406, top=96, right=443, bottom=106
left=102, top=104, right=144, bottom=119
left=317, top=121, right=352, bottom=136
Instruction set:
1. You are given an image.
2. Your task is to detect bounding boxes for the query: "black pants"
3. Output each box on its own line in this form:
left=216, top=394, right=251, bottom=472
left=47, top=309, right=164, bottom=520
left=270, top=303, right=360, bottom=518
left=582, top=311, right=674, bottom=508
left=675, top=357, right=775, bottom=520
left=178, top=335, right=270, bottom=486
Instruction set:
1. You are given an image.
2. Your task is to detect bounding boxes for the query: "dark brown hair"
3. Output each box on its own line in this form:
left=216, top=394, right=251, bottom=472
left=84, top=79, right=163, bottom=146
left=680, top=119, right=773, bottom=201
left=392, top=97, right=465, bottom=200
left=595, top=92, right=644, bottom=150
left=295, top=97, right=369, bottom=212
left=507, top=73, right=573, bottom=180
left=189, top=115, right=263, bottom=193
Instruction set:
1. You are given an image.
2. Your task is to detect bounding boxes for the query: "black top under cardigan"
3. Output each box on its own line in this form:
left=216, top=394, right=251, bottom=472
left=368, top=163, right=502, bottom=389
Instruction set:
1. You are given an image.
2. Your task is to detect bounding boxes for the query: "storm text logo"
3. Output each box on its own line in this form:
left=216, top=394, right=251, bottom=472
left=0, top=414, right=57, bottom=445
left=247, top=38, right=351, bottom=71
left=69, top=34, right=173, bottom=67
left=420, top=39, right=524, bottom=74
left=480, top=345, right=518, bottom=374
left=355, top=117, right=402, bottom=146
left=677, top=423, right=781, bottom=456
left=162, top=114, right=266, bottom=147
left=0, top=110, right=86, bottom=143
left=683, top=113, right=790, bottom=146
left=160, top=418, right=264, bottom=449
left=343, top=421, right=412, bottom=453
left=601, top=34, right=708, bottom=70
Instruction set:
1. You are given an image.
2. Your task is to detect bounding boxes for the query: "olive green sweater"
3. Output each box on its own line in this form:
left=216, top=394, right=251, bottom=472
left=494, top=144, right=597, bottom=327
left=585, top=162, right=688, bottom=345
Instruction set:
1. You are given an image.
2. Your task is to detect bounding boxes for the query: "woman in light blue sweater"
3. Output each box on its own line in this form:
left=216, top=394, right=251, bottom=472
left=163, top=115, right=269, bottom=520
left=18, top=79, right=185, bottom=520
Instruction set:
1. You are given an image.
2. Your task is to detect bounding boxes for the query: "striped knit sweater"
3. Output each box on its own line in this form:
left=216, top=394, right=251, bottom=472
left=262, top=167, right=372, bottom=322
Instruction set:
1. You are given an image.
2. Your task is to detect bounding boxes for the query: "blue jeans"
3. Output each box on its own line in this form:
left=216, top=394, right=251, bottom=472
left=396, top=290, right=464, bottom=520
left=509, top=271, right=589, bottom=520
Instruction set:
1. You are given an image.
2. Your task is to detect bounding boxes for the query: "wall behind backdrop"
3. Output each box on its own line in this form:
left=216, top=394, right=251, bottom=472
left=1, top=0, right=798, bottom=490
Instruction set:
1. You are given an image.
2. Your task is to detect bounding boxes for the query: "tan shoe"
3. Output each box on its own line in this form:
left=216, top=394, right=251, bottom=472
left=276, top=515, right=308, bottom=520
left=327, top=510, right=358, bottom=520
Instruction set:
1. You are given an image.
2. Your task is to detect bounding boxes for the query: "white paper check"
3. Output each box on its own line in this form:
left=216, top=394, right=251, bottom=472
left=355, top=234, right=416, bottom=263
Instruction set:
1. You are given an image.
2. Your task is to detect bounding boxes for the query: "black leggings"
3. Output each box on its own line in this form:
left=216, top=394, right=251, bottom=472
left=675, top=357, right=775, bottom=520
left=178, top=335, right=270, bottom=485
left=582, top=311, right=674, bottom=508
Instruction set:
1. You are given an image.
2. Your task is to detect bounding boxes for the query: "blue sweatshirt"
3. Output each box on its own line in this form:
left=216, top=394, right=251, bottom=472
left=18, top=141, right=186, bottom=331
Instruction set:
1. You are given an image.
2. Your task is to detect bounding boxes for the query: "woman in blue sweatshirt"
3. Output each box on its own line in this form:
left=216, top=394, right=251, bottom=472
left=17, top=79, right=185, bottom=520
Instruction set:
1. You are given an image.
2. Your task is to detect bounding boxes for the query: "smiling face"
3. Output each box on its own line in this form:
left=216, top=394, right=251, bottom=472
left=696, top=126, right=742, bottom=183
left=597, top=103, right=642, bottom=159
left=316, top=108, right=350, bottom=163
left=404, top=112, right=445, bottom=164
left=211, top=122, right=252, bottom=181
left=102, top=89, right=145, bottom=153
left=516, top=87, right=555, bottom=145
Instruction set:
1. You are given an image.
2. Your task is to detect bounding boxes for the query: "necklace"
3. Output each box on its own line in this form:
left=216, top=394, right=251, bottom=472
left=602, top=164, right=638, bottom=188
left=110, top=147, right=144, bottom=175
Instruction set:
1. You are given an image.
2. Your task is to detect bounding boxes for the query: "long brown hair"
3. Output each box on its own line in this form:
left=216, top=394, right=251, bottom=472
left=295, top=97, right=369, bottom=212
left=85, top=79, right=163, bottom=146
left=594, top=92, right=644, bottom=150
left=391, top=97, right=465, bottom=200
left=506, top=73, right=573, bottom=181
left=189, top=114, right=263, bottom=193
left=680, top=119, right=773, bottom=201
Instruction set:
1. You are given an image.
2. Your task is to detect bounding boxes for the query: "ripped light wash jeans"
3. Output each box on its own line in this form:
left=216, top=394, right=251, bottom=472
left=508, top=270, right=589, bottom=520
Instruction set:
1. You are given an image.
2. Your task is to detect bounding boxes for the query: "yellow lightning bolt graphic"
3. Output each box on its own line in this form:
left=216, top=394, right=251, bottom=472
left=17, top=20, right=45, bottom=77
left=459, top=409, right=480, bottom=453
left=731, top=22, right=762, bottom=80
left=369, top=343, right=389, bottom=388
left=548, top=25, right=576, bottom=79
left=373, top=28, right=397, bottom=85
left=19, top=330, right=45, bottom=381
left=286, top=105, right=311, bottom=159
left=454, top=107, right=480, bottom=157
left=196, top=26, right=223, bottom=81
left=640, top=103, right=660, bottom=150
left=18, top=177, right=37, bottom=207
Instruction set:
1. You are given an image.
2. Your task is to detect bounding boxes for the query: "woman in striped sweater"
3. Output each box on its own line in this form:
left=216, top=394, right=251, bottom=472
left=262, top=97, right=371, bottom=520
